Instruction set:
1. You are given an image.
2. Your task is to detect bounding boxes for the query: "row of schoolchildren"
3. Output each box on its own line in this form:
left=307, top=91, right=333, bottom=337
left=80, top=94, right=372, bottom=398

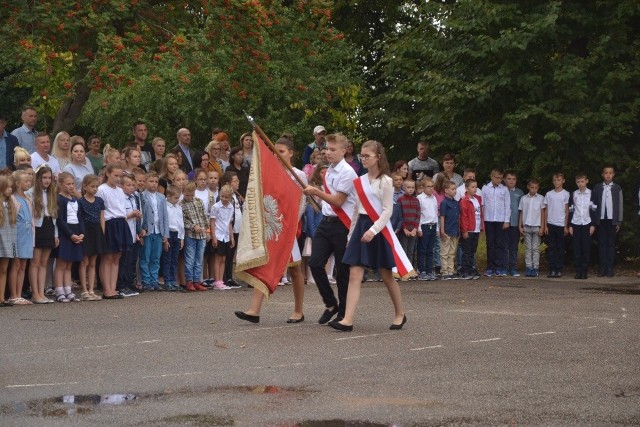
left=0, top=162, right=244, bottom=306
left=389, top=166, right=623, bottom=280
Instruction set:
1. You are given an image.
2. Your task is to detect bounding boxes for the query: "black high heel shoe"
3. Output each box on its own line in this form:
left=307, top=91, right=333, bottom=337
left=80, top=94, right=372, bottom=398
left=390, top=315, right=407, bottom=330
left=328, top=320, right=353, bottom=332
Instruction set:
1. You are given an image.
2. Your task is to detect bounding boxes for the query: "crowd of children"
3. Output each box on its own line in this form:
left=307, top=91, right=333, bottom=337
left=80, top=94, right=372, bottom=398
left=388, top=162, right=624, bottom=281
left=0, top=133, right=248, bottom=306
left=0, top=124, right=627, bottom=308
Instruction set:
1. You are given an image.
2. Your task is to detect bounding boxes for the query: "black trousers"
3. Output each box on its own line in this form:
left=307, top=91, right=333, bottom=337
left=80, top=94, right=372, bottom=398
left=460, top=232, right=479, bottom=275
left=506, top=226, right=520, bottom=270
left=572, top=224, right=591, bottom=275
left=597, top=219, right=616, bottom=274
left=309, top=219, right=349, bottom=317
left=546, top=224, right=566, bottom=272
left=224, top=233, right=239, bottom=282
left=485, top=221, right=507, bottom=270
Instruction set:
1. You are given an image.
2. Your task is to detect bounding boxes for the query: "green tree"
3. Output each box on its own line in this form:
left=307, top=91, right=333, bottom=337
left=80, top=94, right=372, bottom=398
left=369, top=0, right=640, bottom=255
left=0, top=0, right=361, bottom=146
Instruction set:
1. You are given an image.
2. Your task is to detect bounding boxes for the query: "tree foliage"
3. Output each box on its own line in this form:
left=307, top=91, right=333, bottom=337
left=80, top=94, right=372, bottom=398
left=367, top=0, right=640, bottom=255
left=0, top=0, right=361, bottom=149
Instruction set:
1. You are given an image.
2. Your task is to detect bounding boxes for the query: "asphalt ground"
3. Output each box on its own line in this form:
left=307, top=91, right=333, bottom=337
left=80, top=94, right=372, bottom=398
left=0, top=274, right=639, bottom=426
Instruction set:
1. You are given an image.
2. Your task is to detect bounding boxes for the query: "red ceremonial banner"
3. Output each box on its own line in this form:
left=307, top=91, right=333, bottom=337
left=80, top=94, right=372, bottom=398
left=234, top=132, right=302, bottom=296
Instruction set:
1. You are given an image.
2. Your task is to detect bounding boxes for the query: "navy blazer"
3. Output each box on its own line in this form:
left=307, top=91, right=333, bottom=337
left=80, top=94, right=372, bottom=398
left=56, top=195, right=85, bottom=238
left=2, top=132, right=19, bottom=169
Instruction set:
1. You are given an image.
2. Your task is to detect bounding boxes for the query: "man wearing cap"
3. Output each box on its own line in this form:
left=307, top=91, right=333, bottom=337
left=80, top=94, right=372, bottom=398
left=302, top=125, right=327, bottom=166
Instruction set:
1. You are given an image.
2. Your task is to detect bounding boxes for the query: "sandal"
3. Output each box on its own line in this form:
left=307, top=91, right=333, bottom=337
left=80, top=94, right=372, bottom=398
left=66, top=293, right=79, bottom=302
left=56, top=294, right=70, bottom=303
left=80, top=292, right=92, bottom=301
left=32, top=299, right=50, bottom=304
left=13, top=298, right=32, bottom=305
left=89, top=292, right=102, bottom=301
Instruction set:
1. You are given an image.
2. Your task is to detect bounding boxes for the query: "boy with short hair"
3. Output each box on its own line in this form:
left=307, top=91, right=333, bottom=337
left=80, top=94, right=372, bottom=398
left=459, top=179, right=483, bottom=280
left=162, top=185, right=184, bottom=291
left=182, top=181, right=210, bottom=292
left=439, top=180, right=461, bottom=280
left=397, top=179, right=420, bottom=269
left=505, top=170, right=524, bottom=276
left=568, top=174, right=595, bottom=279
left=518, top=178, right=545, bottom=277
left=210, top=185, right=235, bottom=290
left=591, top=165, right=623, bottom=277
left=392, top=172, right=404, bottom=203
left=543, top=173, right=569, bottom=278
left=203, top=169, right=220, bottom=285
left=116, top=174, right=142, bottom=297
left=481, top=168, right=510, bottom=277
left=417, top=177, right=438, bottom=280
left=140, top=171, right=170, bottom=291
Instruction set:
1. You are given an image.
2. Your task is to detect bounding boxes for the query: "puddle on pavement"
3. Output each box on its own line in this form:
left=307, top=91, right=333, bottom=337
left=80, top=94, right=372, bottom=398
left=580, top=286, right=640, bottom=295
left=298, top=421, right=397, bottom=427
left=1, top=385, right=309, bottom=418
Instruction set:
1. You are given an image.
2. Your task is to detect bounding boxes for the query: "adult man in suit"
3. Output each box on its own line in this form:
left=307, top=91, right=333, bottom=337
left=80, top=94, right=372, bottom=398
left=0, top=114, right=19, bottom=169
left=176, top=128, right=198, bottom=174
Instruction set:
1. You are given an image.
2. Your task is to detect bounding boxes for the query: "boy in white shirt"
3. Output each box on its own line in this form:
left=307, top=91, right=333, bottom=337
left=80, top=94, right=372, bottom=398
left=162, top=185, right=184, bottom=291
left=481, top=168, right=510, bottom=277
left=543, top=173, right=569, bottom=278
left=568, top=174, right=595, bottom=279
left=417, top=177, right=439, bottom=280
left=518, top=178, right=545, bottom=277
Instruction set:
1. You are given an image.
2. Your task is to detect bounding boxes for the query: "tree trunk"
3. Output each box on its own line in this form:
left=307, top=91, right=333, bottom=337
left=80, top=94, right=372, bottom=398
left=52, top=81, right=91, bottom=134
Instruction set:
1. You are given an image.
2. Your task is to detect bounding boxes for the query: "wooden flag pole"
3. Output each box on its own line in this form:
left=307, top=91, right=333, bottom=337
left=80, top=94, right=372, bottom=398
left=244, top=112, right=321, bottom=210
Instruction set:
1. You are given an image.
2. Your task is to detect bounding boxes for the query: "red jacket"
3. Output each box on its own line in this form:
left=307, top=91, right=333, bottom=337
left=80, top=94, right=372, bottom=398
left=459, top=194, right=484, bottom=233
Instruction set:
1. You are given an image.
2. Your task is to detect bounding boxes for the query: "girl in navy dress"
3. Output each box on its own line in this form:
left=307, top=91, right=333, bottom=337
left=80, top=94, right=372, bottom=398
left=55, top=172, right=84, bottom=302
left=79, top=175, right=107, bottom=301
left=97, top=164, right=131, bottom=299
left=0, top=176, right=18, bottom=307
left=8, top=170, right=34, bottom=305
left=28, top=165, right=58, bottom=304
left=329, top=140, right=407, bottom=332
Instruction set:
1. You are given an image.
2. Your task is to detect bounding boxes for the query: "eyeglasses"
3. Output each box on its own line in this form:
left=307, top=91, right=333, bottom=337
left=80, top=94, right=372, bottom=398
left=360, top=154, right=377, bottom=160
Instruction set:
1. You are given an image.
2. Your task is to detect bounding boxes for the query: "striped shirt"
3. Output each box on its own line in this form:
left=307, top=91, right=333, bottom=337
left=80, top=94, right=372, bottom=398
left=398, top=193, right=421, bottom=231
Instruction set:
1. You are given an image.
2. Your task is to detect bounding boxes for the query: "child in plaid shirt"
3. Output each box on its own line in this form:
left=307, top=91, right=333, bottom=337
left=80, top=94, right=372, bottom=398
left=397, top=179, right=421, bottom=268
left=181, top=181, right=209, bottom=292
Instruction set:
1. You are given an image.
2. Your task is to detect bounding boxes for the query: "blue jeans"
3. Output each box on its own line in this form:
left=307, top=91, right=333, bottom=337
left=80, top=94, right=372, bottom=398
left=161, top=231, right=181, bottom=284
left=184, top=236, right=205, bottom=282
left=417, top=224, right=437, bottom=274
left=140, top=233, right=162, bottom=285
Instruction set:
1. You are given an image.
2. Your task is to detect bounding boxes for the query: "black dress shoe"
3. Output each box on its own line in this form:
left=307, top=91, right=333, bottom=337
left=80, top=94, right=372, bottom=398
left=328, top=320, right=353, bottom=332
left=235, top=311, right=259, bottom=324
left=390, top=315, right=407, bottom=330
left=103, top=294, right=124, bottom=300
left=581, top=274, right=588, bottom=279
left=286, top=315, right=304, bottom=324
left=574, top=274, right=581, bottom=279
left=318, top=306, right=338, bottom=324
left=597, top=272, right=606, bottom=277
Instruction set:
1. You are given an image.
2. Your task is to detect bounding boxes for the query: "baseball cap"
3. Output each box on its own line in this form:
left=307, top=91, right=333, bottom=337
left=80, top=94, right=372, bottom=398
left=313, top=125, right=326, bottom=135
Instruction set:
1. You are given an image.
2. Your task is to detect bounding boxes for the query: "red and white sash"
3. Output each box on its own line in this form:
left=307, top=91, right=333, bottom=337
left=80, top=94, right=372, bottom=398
left=323, top=174, right=351, bottom=229
left=353, top=175, right=414, bottom=278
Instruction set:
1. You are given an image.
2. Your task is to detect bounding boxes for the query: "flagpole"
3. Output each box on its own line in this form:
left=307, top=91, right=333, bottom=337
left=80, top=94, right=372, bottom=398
left=244, top=112, right=321, bottom=210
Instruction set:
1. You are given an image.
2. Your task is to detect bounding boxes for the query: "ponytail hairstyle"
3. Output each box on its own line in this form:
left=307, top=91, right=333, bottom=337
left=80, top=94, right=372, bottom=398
left=360, top=140, right=390, bottom=178
left=32, top=164, right=58, bottom=219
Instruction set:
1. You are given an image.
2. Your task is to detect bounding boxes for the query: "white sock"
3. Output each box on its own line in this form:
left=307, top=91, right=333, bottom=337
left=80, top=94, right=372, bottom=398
left=55, top=287, right=65, bottom=296
left=64, top=286, right=72, bottom=295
